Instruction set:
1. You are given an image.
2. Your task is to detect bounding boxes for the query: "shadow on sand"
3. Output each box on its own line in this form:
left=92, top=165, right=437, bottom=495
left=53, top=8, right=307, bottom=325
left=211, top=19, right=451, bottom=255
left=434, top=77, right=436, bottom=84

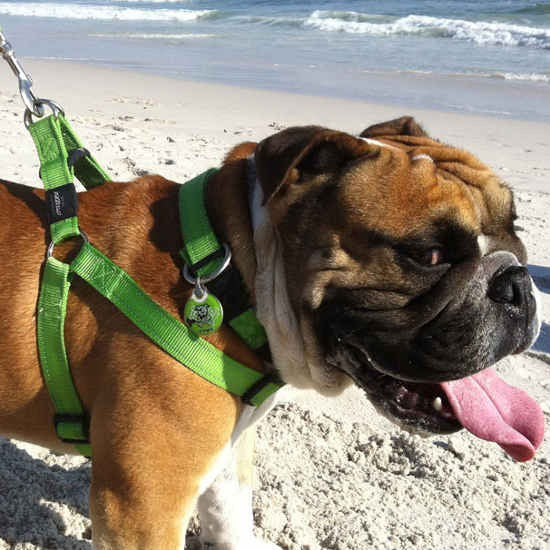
left=0, top=438, right=91, bottom=549
left=528, top=265, right=550, bottom=354
left=528, top=264, right=550, bottom=295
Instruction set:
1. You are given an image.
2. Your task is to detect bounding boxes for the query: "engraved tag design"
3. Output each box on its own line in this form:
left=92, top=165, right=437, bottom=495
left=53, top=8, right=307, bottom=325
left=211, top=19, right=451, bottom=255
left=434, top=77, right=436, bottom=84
left=184, top=287, right=223, bottom=335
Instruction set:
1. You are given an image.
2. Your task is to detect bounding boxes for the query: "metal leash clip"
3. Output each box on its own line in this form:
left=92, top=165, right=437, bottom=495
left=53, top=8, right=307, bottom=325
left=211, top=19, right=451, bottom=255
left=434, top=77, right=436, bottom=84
left=0, top=28, right=64, bottom=125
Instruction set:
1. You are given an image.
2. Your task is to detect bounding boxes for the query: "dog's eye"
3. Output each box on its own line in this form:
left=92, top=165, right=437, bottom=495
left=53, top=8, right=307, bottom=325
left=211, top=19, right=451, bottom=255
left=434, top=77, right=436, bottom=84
left=411, top=247, right=445, bottom=267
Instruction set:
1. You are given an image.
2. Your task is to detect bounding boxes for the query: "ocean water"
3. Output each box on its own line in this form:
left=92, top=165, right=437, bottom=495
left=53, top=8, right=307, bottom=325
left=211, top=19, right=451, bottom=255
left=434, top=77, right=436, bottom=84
left=0, top=0, right=549, bottom=120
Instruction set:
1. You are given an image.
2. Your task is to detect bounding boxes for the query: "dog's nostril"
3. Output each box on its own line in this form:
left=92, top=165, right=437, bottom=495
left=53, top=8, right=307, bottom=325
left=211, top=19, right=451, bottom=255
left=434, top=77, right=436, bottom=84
left=488, top=266, right=530, bottom=306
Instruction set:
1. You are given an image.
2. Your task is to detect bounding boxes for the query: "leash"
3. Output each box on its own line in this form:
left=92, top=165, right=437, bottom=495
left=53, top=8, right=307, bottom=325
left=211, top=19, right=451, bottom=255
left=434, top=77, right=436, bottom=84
left=0, top=29, right=283, bottom=457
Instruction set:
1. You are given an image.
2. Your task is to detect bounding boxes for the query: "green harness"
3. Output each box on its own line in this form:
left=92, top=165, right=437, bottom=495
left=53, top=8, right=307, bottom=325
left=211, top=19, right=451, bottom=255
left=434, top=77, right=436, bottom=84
left=29, top=113, right=284, bottom=457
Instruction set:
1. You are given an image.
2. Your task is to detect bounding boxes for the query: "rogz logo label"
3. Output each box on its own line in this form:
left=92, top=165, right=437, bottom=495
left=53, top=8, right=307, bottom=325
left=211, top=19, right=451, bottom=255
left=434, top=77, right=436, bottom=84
left=46, top=184, right=78, bottom=223
left=52, top=191, right=64, bottom=217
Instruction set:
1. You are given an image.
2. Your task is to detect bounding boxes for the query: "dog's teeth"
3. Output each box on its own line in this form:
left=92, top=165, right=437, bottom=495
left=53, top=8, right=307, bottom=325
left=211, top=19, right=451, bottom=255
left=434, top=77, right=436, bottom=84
left=432, top=397, right=443, bottom=412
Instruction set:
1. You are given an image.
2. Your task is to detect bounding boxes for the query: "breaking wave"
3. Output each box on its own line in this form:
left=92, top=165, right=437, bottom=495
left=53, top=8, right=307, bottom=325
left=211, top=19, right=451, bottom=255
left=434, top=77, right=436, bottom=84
left=304, top=11, right=550, bottom=49
left=0, top=2, right=215, bottom=22
left=499, top=72, right=550, bottom=83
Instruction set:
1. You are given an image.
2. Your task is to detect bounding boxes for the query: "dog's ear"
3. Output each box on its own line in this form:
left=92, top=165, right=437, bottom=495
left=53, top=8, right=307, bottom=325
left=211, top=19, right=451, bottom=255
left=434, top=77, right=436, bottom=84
left=360, top=116, right=428, bottom=139
left=255, top=126, right=378, bottom=204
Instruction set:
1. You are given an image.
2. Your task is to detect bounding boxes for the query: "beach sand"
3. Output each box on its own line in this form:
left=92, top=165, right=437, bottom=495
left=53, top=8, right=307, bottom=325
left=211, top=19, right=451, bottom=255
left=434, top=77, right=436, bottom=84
left=0, top=60, right=548, bottom=550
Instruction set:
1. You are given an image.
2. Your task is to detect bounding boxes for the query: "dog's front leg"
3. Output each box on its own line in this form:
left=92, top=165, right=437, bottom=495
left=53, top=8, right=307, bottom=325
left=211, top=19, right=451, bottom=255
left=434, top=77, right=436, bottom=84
left=86, top=381, right=240, bottom=550
left=197, top=428, right=280, bottom=550
left=90, top=445, right=200, bottom=550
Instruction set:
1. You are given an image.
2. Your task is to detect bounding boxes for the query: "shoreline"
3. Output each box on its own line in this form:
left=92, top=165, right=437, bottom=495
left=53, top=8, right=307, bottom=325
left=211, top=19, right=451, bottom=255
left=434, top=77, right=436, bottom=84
left=0, top=57, right=548, bottom=194
left=24, top=55, right=550, bottom=123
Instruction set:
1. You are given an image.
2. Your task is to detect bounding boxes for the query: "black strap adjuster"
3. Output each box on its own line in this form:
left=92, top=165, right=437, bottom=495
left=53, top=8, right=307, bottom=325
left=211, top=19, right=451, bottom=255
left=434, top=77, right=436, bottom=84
left=67, top=147, right=90, bottom=169
left=241, top=372, right=282, bottom=405
left=187, top=247, right=227, bottom=278
left=54, top=413, right=89, bottom=444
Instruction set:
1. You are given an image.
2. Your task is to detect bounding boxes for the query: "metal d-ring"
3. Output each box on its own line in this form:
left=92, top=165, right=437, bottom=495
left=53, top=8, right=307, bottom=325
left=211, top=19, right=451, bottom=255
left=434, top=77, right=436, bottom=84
left=182, top=243, right=232, bottom=285
left=24, top=99, right=65, bottom=129
left=47, top=230, right=89, bottom=259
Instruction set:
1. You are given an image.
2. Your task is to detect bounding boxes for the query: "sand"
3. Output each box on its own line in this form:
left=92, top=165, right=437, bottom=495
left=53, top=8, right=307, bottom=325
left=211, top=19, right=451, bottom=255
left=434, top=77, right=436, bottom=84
left=0, top=60, right=548, bottom=550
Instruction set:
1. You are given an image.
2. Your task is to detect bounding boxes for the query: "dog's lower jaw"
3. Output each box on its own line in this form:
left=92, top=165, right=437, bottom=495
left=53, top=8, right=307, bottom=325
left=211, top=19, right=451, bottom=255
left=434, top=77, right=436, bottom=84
left=301, top=318, right=354, bottom=395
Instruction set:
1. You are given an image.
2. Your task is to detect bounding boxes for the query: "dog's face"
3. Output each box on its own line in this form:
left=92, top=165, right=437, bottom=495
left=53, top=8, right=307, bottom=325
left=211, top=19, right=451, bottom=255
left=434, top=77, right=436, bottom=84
left=253, top=117, right=540, bottom=436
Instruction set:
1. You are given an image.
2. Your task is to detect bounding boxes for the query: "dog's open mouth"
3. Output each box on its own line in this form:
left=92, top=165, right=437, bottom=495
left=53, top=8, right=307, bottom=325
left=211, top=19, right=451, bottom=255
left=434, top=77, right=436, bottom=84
left=329, top=343, right=545, bottom=462
left=374, top=378, right=460, bottom=433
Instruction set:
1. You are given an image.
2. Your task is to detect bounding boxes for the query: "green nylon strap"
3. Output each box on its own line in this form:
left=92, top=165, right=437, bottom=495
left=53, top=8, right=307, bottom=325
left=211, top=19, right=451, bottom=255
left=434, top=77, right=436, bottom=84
left=178, top=168, right=223, bottom=277
left=28, top=115, right=79, bottom=244
left=229, top=310, right=268, bottom=350
left=50, top=217, right=81, bottom=243
left=28, top=115, right=73, bottom=190
left=58, top=115, right=110, bottom=189
left=37, top=258, right=91, bottom=457
left=70, top=242, right=283, bottom=406
left=179, top=169, right=268, bottom=351
left=30, top=113, right=109, bottom=456
left=29, top=114, right=110, bottom=193
left=30, top=114, right=86, bottom=453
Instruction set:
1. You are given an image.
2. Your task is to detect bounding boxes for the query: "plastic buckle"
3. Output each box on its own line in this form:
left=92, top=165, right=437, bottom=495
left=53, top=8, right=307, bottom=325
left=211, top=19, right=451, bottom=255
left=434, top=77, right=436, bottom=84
left=241, top=372, right=282, bottom=406
left=54, top=413, right=89, bottom=444
left=67, top=147, right=90, bottom=169
left=38, top=147, right=90, bottom=180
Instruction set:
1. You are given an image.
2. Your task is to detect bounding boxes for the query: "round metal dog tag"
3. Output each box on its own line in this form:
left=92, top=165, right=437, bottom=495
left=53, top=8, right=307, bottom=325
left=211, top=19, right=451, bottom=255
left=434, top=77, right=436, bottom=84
left=184, top=287, right=223, bottom=335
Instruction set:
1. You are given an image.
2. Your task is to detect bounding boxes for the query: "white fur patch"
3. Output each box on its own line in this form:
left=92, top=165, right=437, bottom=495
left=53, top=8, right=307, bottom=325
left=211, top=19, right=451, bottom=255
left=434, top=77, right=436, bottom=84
left=196, top=388, right=287, bottom=549
left=411, top=153, right=434, bottom=163
left=248, top=158, right=312, bottom=389
left=359, top=136, right=398, bottom=150
left=197, top=456, right=254, bottom=549
left=477, top=234, right=492, bottom=256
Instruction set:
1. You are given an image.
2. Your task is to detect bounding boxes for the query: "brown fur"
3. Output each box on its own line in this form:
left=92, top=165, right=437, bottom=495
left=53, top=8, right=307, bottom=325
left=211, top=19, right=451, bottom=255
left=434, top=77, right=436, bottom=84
left=0, top=166, right=262, bottom=547
left=256, top=122, right=522, bottom=316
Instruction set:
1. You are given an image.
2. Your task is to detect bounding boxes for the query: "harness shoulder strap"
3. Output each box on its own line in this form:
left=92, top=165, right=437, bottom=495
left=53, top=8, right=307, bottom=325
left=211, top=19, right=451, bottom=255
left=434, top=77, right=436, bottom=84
left=29, top=113, right=111, bottom=455
left=179, top=170, right=269, bottom=355
left=70, top=242, right=282, bottom=406
left=37, top=257, right=91, bottom=456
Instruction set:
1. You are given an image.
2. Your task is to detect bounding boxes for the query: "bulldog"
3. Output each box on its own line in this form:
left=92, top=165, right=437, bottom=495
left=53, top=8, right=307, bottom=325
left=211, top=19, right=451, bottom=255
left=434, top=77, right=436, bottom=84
left=0, top=116, right=544, bottom=549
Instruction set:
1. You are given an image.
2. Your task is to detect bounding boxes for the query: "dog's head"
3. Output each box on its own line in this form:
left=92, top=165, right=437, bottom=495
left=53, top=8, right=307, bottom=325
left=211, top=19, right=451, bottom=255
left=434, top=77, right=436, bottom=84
left=250, top=116, right=543, bottom=460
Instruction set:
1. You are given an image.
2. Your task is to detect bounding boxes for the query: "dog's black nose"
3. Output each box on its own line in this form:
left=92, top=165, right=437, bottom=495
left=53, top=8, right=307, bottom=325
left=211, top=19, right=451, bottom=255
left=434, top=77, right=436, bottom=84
left=488, top=266, right=531, bottom=307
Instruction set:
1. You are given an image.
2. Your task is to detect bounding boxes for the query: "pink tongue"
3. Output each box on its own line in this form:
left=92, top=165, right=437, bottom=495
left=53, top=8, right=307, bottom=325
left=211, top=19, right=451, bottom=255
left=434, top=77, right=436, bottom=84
left=440, top=368, right=545, bottom=461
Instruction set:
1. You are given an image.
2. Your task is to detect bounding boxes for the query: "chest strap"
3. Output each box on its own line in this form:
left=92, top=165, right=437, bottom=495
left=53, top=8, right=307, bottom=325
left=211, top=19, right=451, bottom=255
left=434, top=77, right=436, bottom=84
left=178, top=170, right=271, bottom=361
left=29, top=114, right=284, bottom=457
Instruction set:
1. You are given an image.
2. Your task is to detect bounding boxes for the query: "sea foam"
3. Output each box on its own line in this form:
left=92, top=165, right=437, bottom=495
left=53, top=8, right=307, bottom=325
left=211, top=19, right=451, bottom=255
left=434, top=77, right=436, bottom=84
left=305, top=11, right=550, bottom=49
left=0, top=2, right=215, bottom=22
left=90, top=32, right=215, bottom=41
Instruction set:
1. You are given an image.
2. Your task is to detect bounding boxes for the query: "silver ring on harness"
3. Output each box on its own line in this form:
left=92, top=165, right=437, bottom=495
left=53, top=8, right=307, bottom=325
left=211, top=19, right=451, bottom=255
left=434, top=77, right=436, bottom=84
left=24, top=99, right=65, bottom=129
left=182, top=243, right=232, bottom=285
left=47, top=230, right=89, bottom=259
